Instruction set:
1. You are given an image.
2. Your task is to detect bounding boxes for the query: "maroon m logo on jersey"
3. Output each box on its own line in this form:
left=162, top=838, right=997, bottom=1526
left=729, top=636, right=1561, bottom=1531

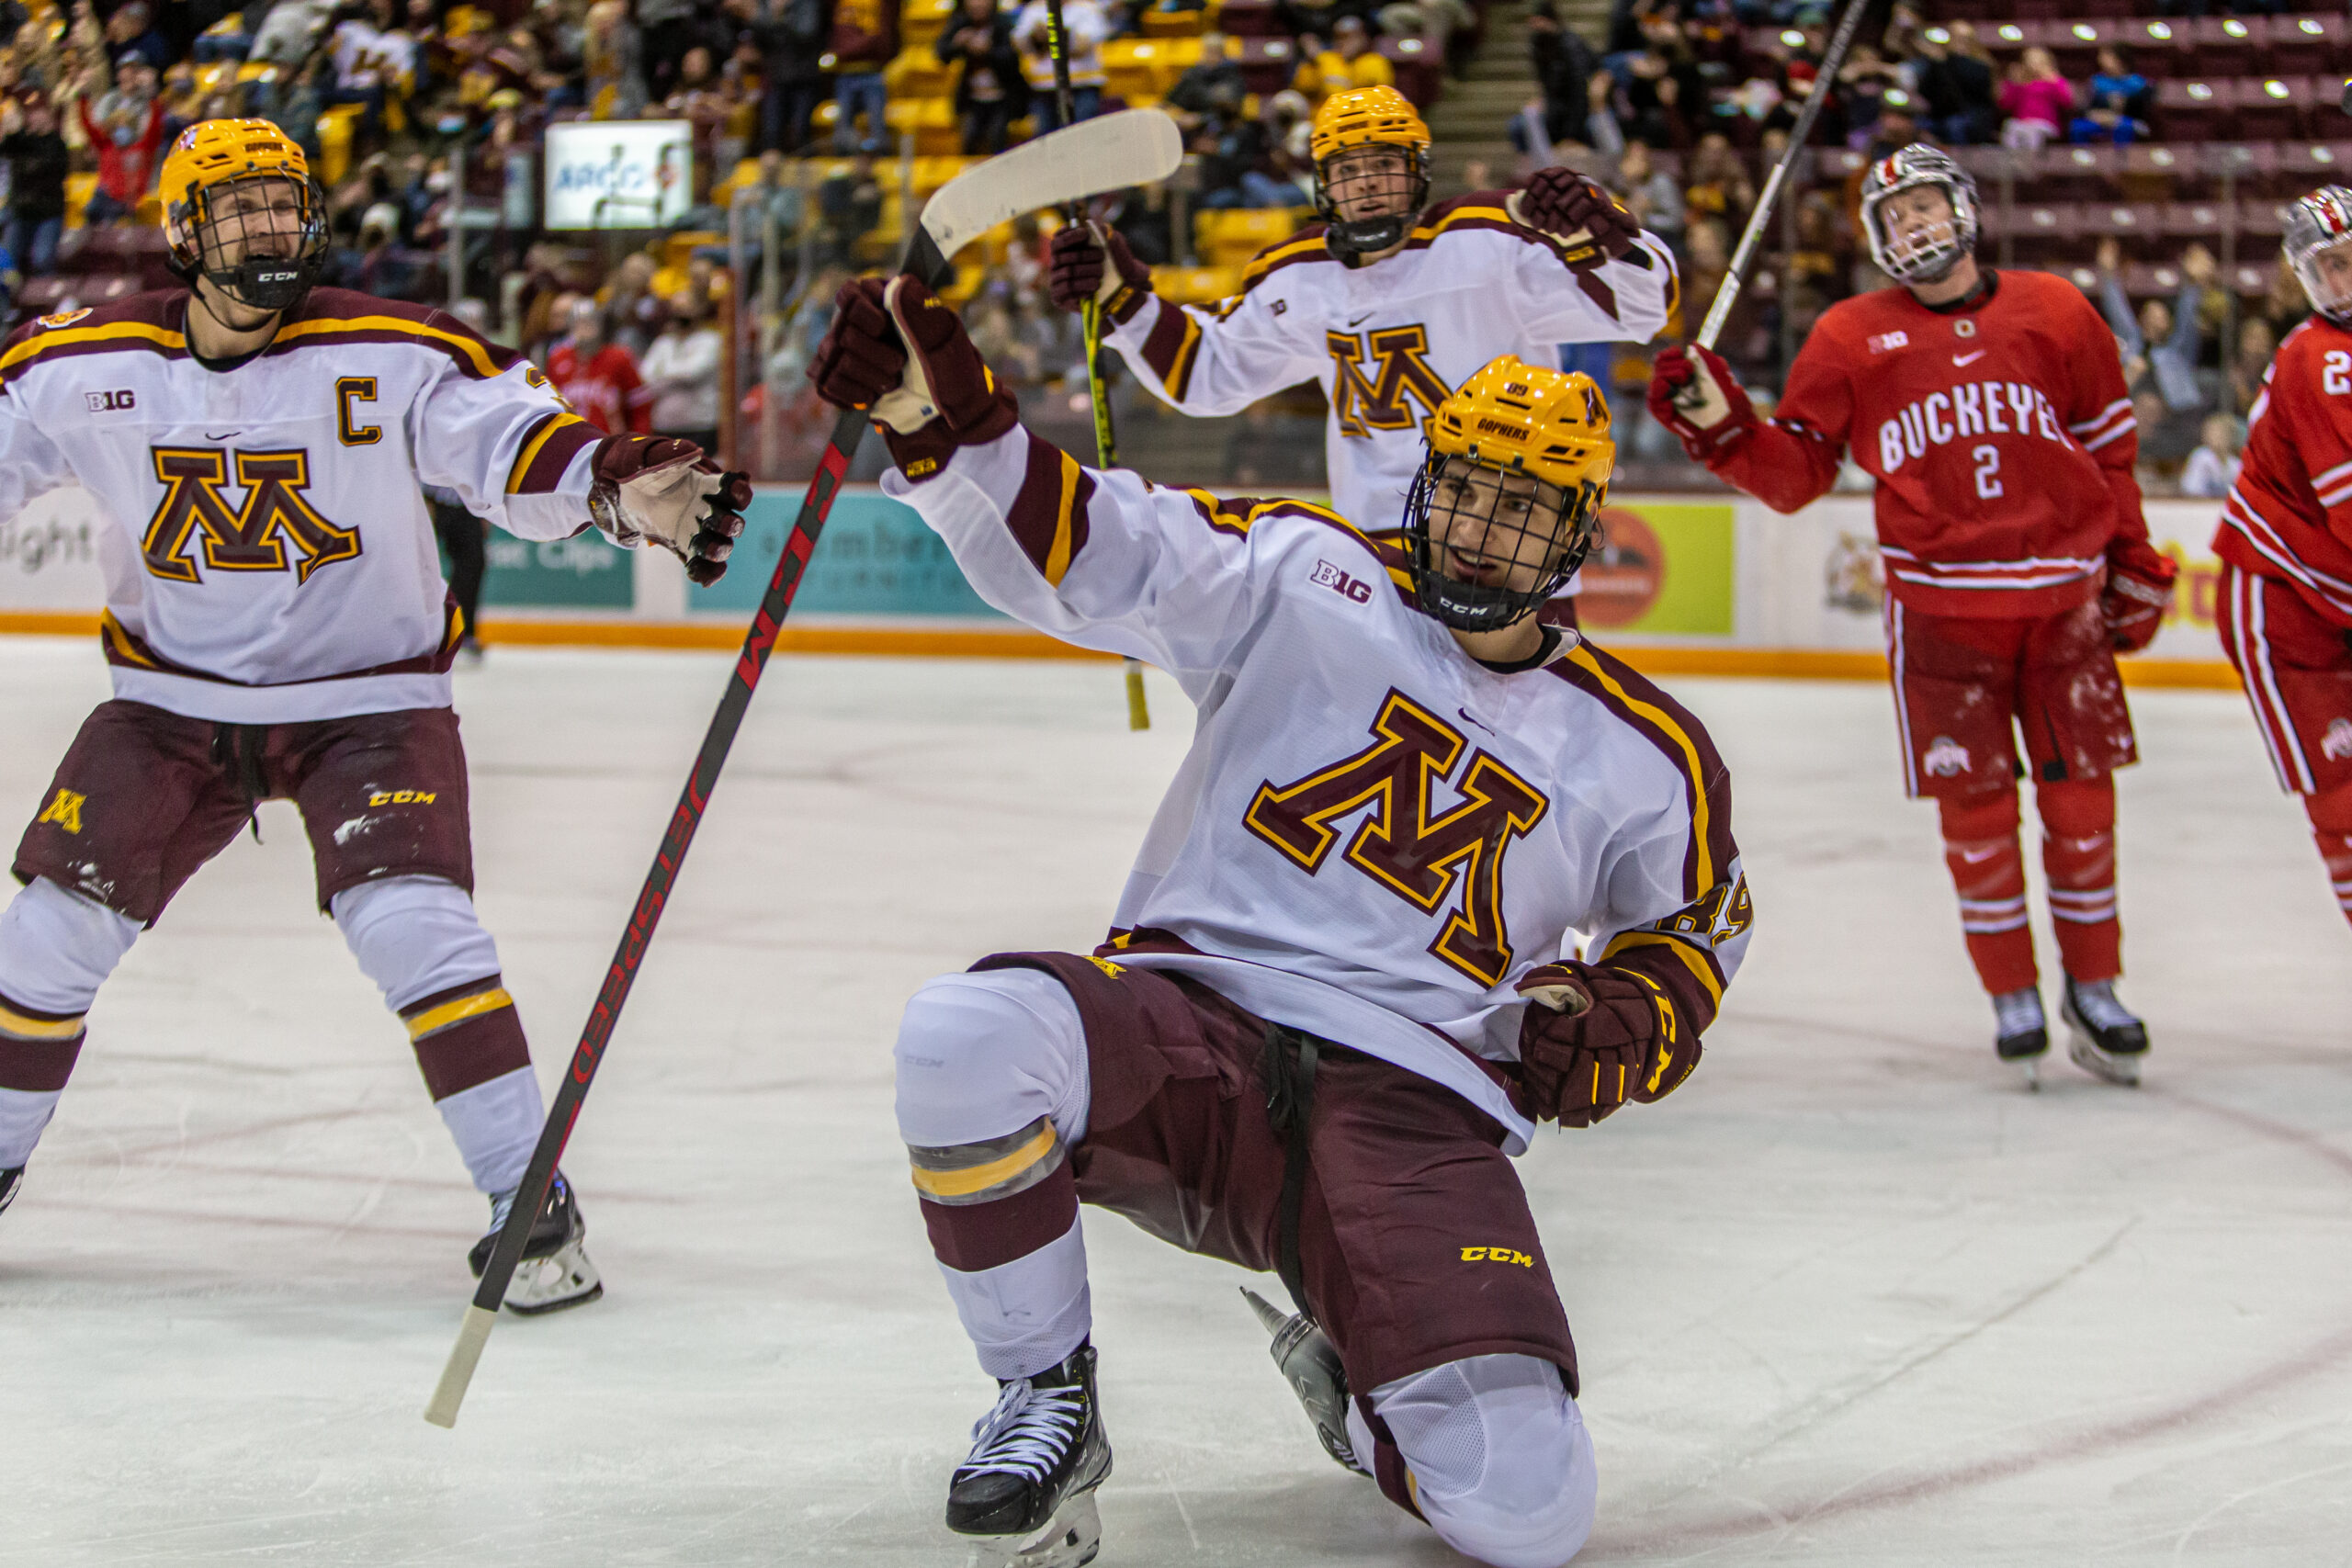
left=1328, top=324, right=1452, bottom=440
left=1244, top=690, right=1550, bottom=986
left=141, top=446, right=363, bottom=584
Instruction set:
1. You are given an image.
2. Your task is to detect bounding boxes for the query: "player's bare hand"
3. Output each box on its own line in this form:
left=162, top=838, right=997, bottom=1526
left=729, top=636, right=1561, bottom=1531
left=586, top=434, right=750, bottom=586
left=1514, top=962, right=1700, bottom=1126
left=2101, top=537, right=2178, bottom=653
left=1512, top=167, right=1639, bottom=269
left=1646, top=343, right=1758, bottom=464
left=1046, top=221, right=1150, bottom=316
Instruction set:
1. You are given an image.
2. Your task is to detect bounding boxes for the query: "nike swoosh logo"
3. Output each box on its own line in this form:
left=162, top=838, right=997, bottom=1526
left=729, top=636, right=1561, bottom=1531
left=1958, top=846, right=1998, bottom=863
left=206, top=430, right=241, bottom=439
left=1346, top=312, right=1374, bottom=328
left=1457, top=706, right=1496, bottom=735
left=1951, top=351, right=1985, bottom=367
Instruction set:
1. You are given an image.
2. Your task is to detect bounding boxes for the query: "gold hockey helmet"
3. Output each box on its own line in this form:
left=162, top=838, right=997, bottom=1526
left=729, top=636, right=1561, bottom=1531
left=1404, top=355, right=1615, bottom=633
left=1309, top=87, right=1433, bottom=261
left=1308, top=85, right=1431, bottom=164
left=161, top=118, right=329, bottom=314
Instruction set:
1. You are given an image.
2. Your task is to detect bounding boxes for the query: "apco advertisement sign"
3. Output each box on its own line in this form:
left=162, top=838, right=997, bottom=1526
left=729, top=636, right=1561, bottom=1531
left=1577, top=502, right=1736, bottom=636
left=542, top=120, right=692, bottom=231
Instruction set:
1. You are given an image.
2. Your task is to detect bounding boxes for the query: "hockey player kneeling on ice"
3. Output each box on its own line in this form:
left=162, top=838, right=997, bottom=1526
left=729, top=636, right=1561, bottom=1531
left=1647, top=144, right=2165, bottom=1090
left=811, top=277, right=1750, bottom=1568
left=0, top=119, right=749, bottom=1309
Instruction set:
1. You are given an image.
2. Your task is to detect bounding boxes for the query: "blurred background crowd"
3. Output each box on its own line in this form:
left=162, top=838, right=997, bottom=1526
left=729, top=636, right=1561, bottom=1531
left=0, top=0, right=2341, bottom=494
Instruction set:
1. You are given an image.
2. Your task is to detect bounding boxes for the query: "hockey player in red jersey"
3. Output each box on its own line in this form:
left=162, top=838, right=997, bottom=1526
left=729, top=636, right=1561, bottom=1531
left=1645, top=144, right=2176, bottom=1087
left=2212, top=186, right=2352, bottom=933
left=0, top=120, right=748, bottom=1305
left=813, top=277, right=1748, bottom=1566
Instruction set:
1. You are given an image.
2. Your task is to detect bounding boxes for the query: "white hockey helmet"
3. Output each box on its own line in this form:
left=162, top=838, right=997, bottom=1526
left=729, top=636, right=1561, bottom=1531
left=2285, top=186, right=2352, bottom=323
left=1859, top=143, right=1980, bottom=286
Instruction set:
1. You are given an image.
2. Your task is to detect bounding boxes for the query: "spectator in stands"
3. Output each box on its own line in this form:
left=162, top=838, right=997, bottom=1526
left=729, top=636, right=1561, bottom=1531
left=741, top=0, right=823, bottom=152
left=1910, top=26, right=1996, bottom=146
left=103, top=0, right=169, bottom=73
left=664, top=44, right=733, bottom=206
left=1012, top=0, right=1105, bottom=132
left=1681, top=132, right=1752, bottom=235
left=1526, top=0, right=1597, bottom=147
left=1164, top=28, right=1245, bottom=131
left=832, top=0, right=899, bottom=153
left=2072, top=45, right=2148, bottom=146
left=965, top=281, right=1044, bottom=385
left=353, top=199, right=435, bottom=300
left=548, top=296, right=651, bottom=435
left=640, top=298, right=725, bottom=455
left=77, top=54, right=171, bottom=225
left=2098, top=237, right=2211, bottom=420
left=819, top=150, right=884, bottom=264
left=0, top=90, right=67, bottom=280
left=326, top=0, right=415, bottom=150
left=1996, top=46, right=2070, bottom=152
left=1834, top=42, right=1905, bottom=151
left=939, top=0, right=1028, bottom=155
left=2180, top=412, right=2245, bottom=500
left=1300, top=17, right=1391, bottom=100
left=1620, top=42, right=1690, bottom=150
left=605, top=250, right=665, bottom=356
left=1612, top=141, right=1682, bottom=244
left=585, top=0, right=651, bottom=123
left=1858, top=99, right=1919, bottom=166
left=2230, top=316, right=2276, bottom=417
left=636, top=0, right=703, bottom=97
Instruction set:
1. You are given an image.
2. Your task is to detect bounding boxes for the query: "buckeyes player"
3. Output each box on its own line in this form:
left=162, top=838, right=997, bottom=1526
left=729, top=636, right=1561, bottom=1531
left=2211, top=186, right=2352, bottom=936
left=1646, top=145, right=2175, bottom=1087
left=812, top=276, right=1749, bottom=1567
left=1045, top=85, right=1679, bottom=546
left=0, top=120, right=747, bottom=1307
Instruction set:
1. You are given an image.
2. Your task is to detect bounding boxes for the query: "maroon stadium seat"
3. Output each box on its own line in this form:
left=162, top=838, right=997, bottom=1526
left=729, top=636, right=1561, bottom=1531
left=2200, top=141, right=2278, bottom=196
left=2120, top=142, right=2195, bottom=201
left=2234, top=75, right=2313, bottom=142
left=1231, top=36, right=1296, bottom=96
left=1216, top=0, right=1280, bottom=38
left=2162, top=197, right=2233, bottom=243
left=2154, top=78, right=2233, bottom=141
left=2277, top=142, right=2352, bottom=199
left=2076, top=200, right=2165, bottom=260
left=1984, top=201, right=2082, bottom=264
left=2262, top=14, right=2348, bottom=77
left=2034, top=143, right=2121, bottom=202
left=2188, top=17, right=2264, bottom=78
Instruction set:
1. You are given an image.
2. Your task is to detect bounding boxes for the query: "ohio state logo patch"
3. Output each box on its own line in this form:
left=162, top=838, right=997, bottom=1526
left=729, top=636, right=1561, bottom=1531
left=2324, top=717, right=2352, bottom=762
left=1923, top=736, right=1972, bottom=777
left=36, top=308, right=91, bottom=330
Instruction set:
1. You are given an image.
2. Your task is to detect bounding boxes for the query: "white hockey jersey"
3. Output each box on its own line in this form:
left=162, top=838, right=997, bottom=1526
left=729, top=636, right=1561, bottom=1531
left=1102, top=194, right=1679, bottom=530
left=0, top=288, right=611, bottom=723
left=884, top=426, right=1749, bottom=1152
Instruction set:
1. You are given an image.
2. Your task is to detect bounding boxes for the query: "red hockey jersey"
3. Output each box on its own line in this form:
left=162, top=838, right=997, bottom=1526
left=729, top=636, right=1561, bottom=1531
left=1707, top=269, right=2146, bottom=618
left=2215, top=313, right=2352, bottom=629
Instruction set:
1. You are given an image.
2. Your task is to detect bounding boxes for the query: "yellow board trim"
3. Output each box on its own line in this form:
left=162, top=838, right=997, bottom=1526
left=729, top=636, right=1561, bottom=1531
left=1600, top=929, right=1724, bottom=1009
left=0, top=1002, right=85, bottom=1041
left=405, top=987, right=514, bottom=1041
left=909, top=1123, right=1058, bottom=1200
left=1044, top=449, right=1081, bottom=586
left=1567, top=643, right=1714, bottom=896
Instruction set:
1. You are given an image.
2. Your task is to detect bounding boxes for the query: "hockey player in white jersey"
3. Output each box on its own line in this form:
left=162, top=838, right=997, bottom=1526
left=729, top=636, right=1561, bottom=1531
left=1045, top=86, right=1679, bottom=544
left=813, top=277, right=1747, bottom=1566
left=0, top=119, right=747, bottom=1310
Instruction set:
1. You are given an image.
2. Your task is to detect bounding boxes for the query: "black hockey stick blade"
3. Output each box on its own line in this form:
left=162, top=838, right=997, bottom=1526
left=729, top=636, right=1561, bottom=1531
left=425, top=116, right=1179, bottom=1429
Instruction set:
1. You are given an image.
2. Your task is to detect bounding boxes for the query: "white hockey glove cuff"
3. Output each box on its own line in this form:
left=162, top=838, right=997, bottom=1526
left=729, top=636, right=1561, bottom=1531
left=587, top=434, right=752, bottom=587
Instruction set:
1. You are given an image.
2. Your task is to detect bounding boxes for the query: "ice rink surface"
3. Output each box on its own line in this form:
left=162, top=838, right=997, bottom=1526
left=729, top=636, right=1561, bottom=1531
left=3, top=637, right=2348, bottom=1568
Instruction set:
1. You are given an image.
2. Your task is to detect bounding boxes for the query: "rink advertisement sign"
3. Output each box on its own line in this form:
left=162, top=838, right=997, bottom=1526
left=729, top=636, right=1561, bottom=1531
left=473, top=531, right=634, bottom=609
left=0, top=487, right=107, bottom=607
left=1576, top=502, right=1735, bottom=637
left=691, top=491, right=1009, bottom=619
left=542, top=120, right=693, bottom=231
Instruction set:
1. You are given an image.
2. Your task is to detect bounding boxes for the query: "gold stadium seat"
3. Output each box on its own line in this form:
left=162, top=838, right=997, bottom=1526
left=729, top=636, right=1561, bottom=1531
left=1102, top=39, right=1168, bottom=101
left=1151, top=264, right=1245, bottom=305
left=902, top=0, right=956, bottom=51
left=64, top=171, right=96, bottom=229
left=886, top=45, right=953, bottom=101
left=1194, top=207, right=1309, bottom=266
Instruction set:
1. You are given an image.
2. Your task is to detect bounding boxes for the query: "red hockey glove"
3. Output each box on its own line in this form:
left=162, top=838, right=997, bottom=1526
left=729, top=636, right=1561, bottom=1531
left=808, top=276, right=1019, bottom=481
left=2100, top=538, right=2177, bottom=653
left=586, top=434, right=750, bottom=586
left=1046, top=221, right=1153, bottom=322
left=1510, top=167, right=1640, bottom=270
left=1647, top=343, right=1760, bottom=465
left=1515, top=962, right=1701, bottom=1127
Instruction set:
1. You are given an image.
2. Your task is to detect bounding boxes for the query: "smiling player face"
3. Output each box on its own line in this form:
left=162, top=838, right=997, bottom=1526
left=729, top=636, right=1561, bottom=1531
left=1426, top=460, right=1576, bottom=601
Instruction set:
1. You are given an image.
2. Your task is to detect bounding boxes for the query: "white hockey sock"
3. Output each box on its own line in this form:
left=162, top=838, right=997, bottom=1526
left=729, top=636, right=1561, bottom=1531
left=0, top=1088, right=62, bottom=1168
left=0, top=877, right=141, bottom=1015
left=937, top=1215, right=1093, bottom=1382
left=331, top=875, right=504, bottom=1012
left=434, top=1065, right=545, bottom=1197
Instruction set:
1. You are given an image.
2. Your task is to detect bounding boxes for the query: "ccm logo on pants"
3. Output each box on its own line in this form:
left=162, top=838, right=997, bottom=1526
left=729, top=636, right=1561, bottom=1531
left=1461, top=1247, right=1535, bottom=1267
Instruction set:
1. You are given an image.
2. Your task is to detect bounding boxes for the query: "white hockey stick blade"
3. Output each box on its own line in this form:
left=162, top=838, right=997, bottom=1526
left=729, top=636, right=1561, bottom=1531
left=921, top=110, right=1183, bottom=264
left=424, top=1304, right=497, bottom=1427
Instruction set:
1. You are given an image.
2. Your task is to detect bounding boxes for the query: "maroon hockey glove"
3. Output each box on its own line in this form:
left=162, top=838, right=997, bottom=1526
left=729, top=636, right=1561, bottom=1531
left=1647, top=344, right=1760, bottom=465
left=808, top=276, right=1019, bottom=481
left=1513, top=167, right=1640, bottom=270
left=586, top=434, right=750, bottom=587
left=2100, top=538, right=2178, bottom=653
left=1046, top=221, right=1153, bottom=323
left=1515, top=962, right=1701, bottom=1127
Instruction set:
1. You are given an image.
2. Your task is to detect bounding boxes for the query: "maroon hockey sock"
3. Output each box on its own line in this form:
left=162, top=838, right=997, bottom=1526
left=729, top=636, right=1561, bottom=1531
left=2307, top=784, right=2352, bottom=931
left=1938, top=790, right=2037, bottom=996
left=1351, top=1396, right=1430, bottom=1522
left=2038, top=777, right=2120, bottom=983
left=0, top=987, right=85, bottom=1092
left=401, top=976, right=532, bottom=1099
left=917, top=1159, right=1079, bottom=1273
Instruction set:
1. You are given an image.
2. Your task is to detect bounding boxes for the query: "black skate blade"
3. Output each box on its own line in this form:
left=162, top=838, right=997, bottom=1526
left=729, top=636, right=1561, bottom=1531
left=964, top=1491, right=1102, bottom=1568
left=2066, top=1028, right=2142, bottom=1088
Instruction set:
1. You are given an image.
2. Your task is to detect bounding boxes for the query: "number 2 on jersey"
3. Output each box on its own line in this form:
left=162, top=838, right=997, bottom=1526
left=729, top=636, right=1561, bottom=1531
left=1972, top=444, right=2003, bottom=500
left=2325, top=350, right=2351, bottom=397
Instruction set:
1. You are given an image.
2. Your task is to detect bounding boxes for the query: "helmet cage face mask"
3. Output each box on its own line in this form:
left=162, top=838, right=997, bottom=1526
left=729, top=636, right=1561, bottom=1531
left=1860, top=150, right=1980, bottom=286
left=2286, top=187, right=2352, bottom=323
left=1402, top=452, right=1602, bottom=633
left=1315, top=143, right=1431, bottom=260
left=172, top=170, right=331, bottom=315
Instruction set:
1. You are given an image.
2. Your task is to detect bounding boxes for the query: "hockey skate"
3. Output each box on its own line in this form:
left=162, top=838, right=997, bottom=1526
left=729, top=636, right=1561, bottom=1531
left=0, top=1165, right=21, bottom=1217
left=1241, top=1288, right=1368, bottom=1477
left=2062, top=976, right=2148, bottom=1087
left=946, top=1343, right=1112, bottom=1568
left=1993, top=988, right=2049, bottom=1089
left=468, top=1169, right=603, bottom=1314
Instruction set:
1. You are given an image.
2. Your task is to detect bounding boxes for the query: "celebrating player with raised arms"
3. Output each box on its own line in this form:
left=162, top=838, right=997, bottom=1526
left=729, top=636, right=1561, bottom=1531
left=2211, top=187, right=2352, bottom=935
left=1645, top=144, right=2175, bottom=1088
left=1044, top=86, right=1679, bottom=536
left=0, top=121, right=747, bottom=1307
left=812, top=276, right=1749, bottom=1567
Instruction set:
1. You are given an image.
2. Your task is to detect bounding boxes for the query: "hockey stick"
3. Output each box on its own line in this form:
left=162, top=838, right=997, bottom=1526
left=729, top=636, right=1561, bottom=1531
left=424, top=108, right=1184, bottom=1429
left=1042, top=0, right=1151, bottom=730
left=1690, top=0, right=1870, bottom=353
